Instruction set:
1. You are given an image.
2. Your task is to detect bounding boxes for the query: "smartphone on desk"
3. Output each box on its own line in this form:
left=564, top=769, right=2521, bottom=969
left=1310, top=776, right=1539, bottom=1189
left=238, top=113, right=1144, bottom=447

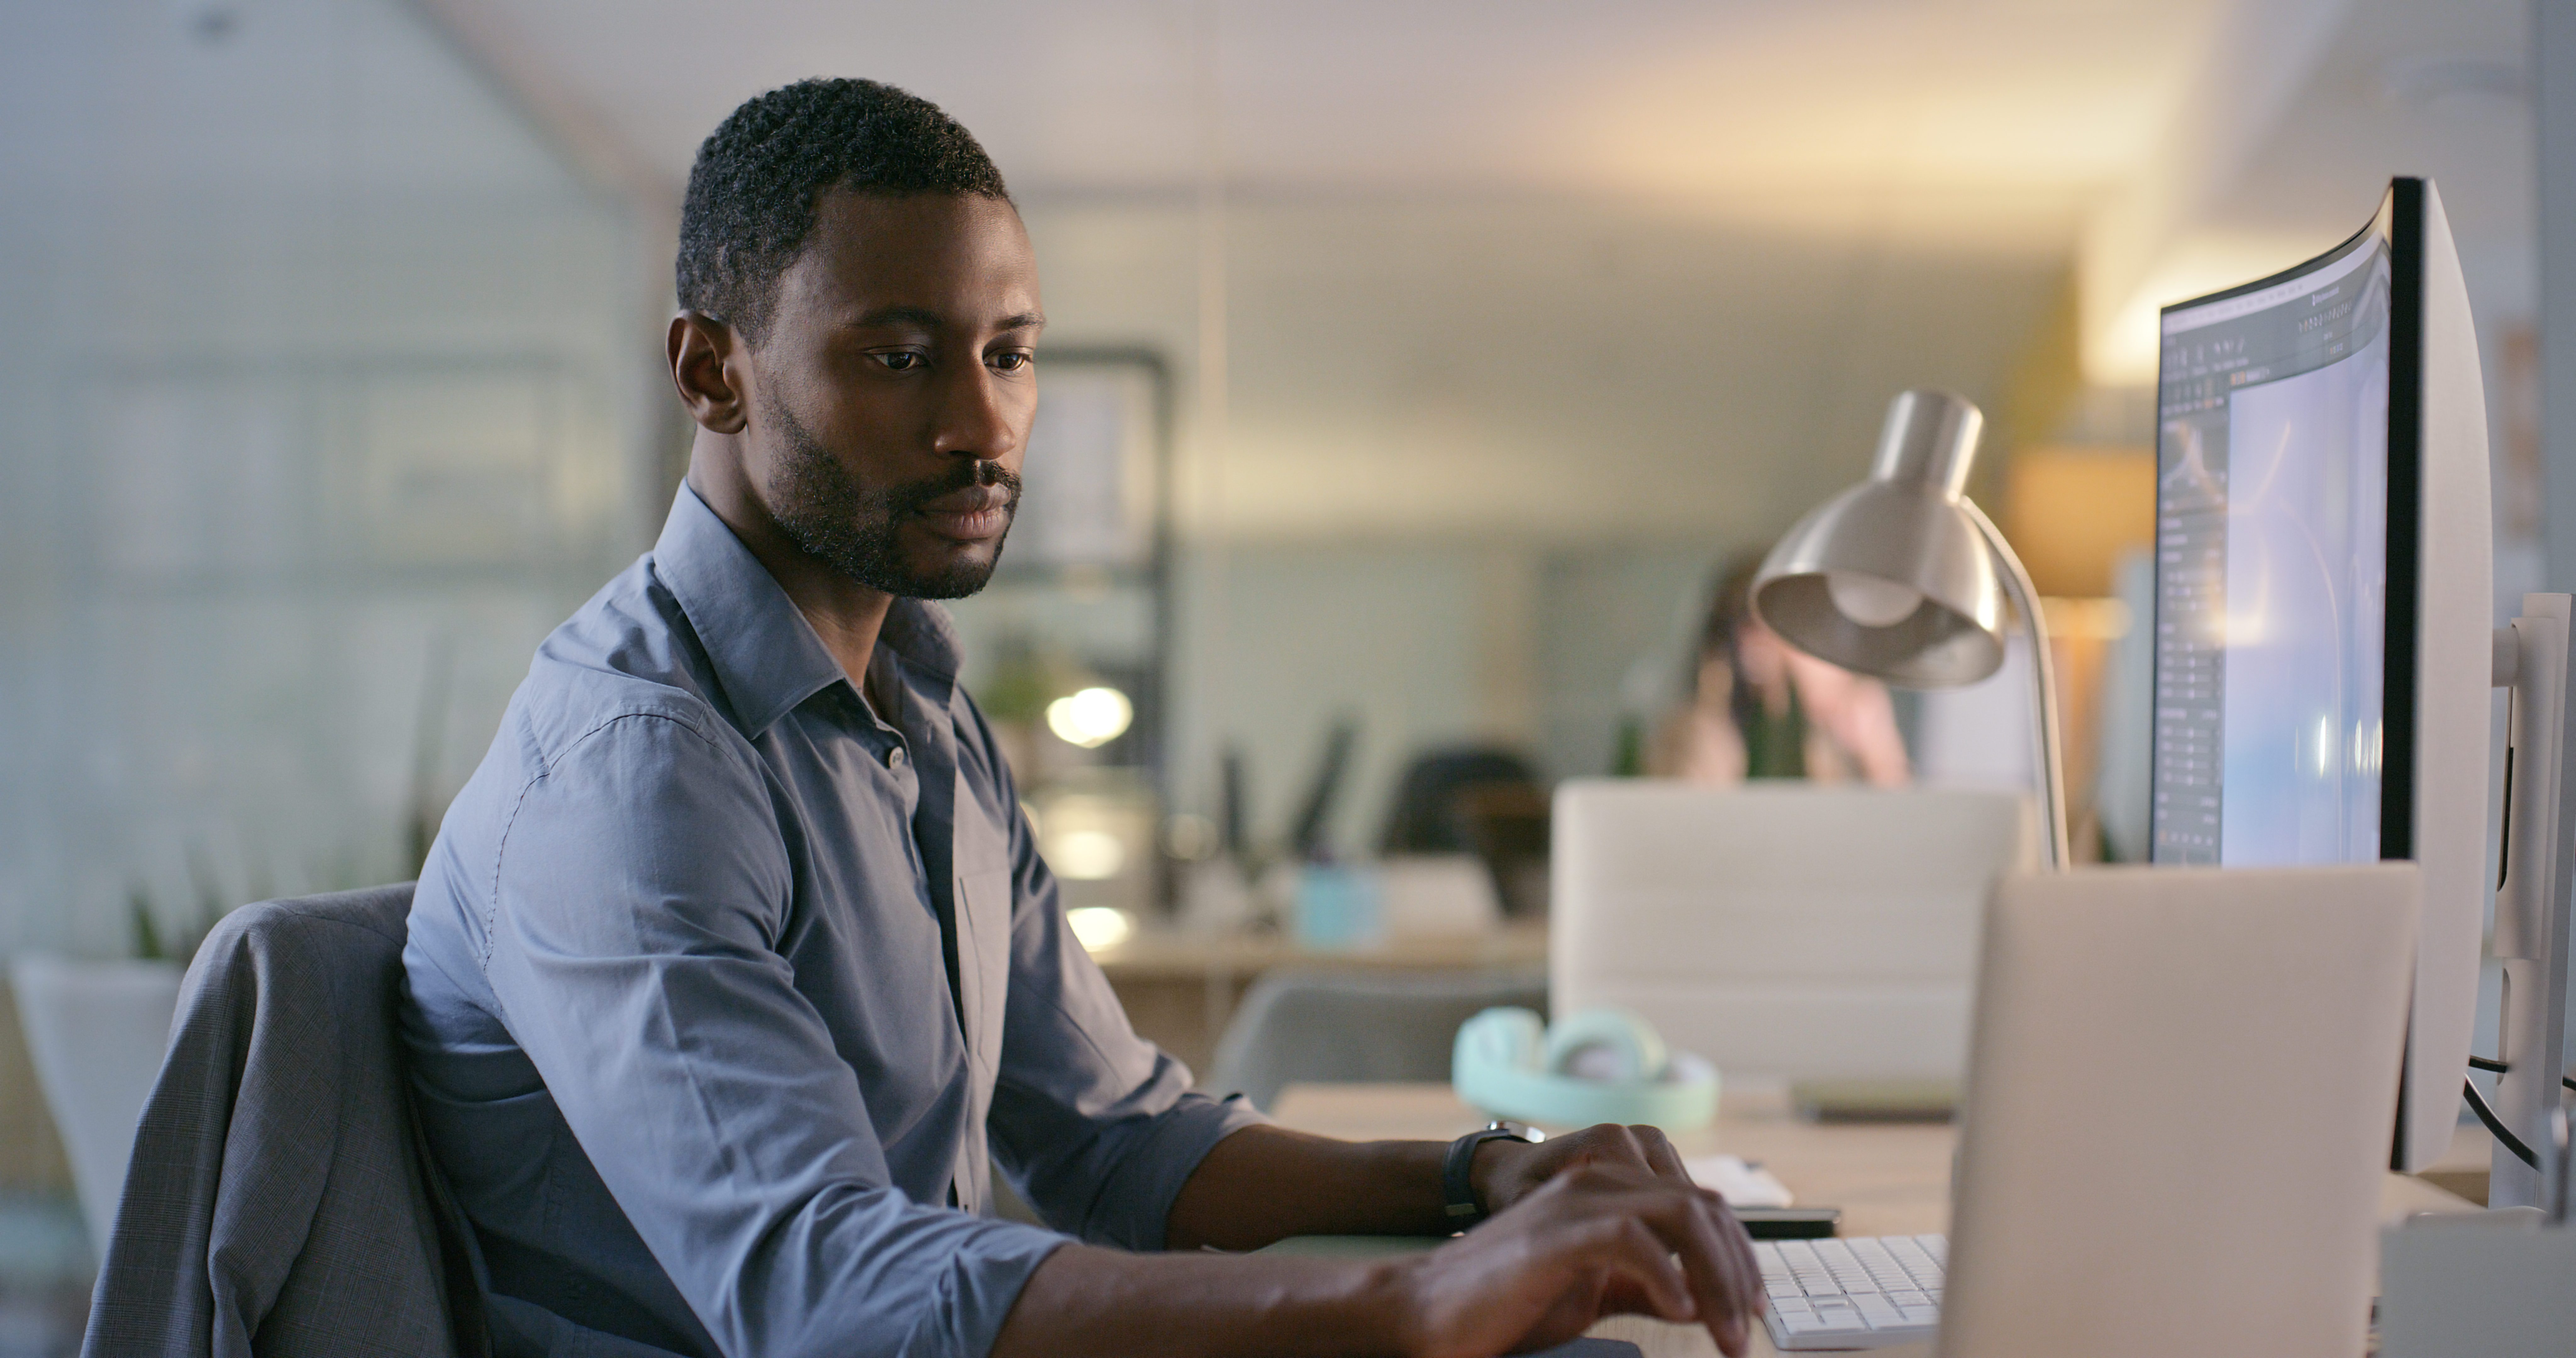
left=1733, top=1206, right=1841, bottom=1239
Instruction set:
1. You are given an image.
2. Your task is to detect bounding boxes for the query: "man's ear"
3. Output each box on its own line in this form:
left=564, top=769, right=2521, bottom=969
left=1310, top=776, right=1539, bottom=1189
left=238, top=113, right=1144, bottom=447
left=669, top=311, right=750, bottom=434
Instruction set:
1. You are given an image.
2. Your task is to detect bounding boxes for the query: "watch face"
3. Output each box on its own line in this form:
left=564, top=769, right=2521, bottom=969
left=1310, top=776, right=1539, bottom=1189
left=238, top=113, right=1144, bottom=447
left=1489, top=1119, right=1546, bottom=1144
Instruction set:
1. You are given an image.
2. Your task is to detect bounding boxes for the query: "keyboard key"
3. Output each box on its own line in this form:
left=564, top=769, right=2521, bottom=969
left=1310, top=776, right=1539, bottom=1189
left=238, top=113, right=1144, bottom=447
left=1885, top=1236, right=1941, bottom=1279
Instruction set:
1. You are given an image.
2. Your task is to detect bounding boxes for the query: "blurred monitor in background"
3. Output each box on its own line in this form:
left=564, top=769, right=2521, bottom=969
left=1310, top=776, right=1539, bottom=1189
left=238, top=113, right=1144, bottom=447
left=1648, top=553, right=1910, bottom=788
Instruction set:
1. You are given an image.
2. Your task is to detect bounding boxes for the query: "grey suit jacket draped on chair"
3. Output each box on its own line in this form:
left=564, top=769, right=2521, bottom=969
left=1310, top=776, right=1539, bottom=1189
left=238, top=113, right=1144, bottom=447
left=83, top=883, right=486, bottom=1358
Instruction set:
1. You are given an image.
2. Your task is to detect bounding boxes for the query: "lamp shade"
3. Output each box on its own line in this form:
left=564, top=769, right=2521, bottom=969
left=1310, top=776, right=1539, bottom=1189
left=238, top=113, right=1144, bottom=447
left=1752, top=389, right=2009, bottom=688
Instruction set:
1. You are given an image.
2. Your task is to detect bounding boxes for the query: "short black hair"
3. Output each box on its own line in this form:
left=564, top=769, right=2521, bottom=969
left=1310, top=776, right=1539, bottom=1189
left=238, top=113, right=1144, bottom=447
left=677, top=78, right=1010, bottom=344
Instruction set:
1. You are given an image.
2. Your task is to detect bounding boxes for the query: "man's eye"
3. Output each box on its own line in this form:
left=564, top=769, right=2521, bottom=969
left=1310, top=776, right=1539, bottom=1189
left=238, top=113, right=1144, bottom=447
left=990, top=351, right=1032, bottom=372
left=876, top=351, right=925, bottom=371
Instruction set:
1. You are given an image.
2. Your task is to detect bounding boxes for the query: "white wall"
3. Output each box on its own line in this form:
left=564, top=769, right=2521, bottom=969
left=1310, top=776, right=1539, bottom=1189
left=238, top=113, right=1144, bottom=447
left=0, top=0, right=650, bottom=955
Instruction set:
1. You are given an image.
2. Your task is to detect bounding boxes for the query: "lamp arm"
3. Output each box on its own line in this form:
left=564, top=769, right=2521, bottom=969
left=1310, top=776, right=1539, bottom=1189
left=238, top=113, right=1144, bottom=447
left=1958, top=497, right=2072, bottom=871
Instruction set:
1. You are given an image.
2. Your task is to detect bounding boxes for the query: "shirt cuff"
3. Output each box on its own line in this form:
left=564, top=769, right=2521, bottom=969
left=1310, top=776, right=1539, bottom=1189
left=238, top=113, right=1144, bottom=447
left=908, top=1217, right=1069, bottom=1358
left=1081, top=1091, right=1272, bottom=1251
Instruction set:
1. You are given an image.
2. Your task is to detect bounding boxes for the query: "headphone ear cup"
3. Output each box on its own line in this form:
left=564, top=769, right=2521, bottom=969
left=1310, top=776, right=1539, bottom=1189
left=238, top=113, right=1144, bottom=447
left=1540, top=1007, right=1670, bottom=1084
left=1454, top=1004, right=1717, bottom=1131
left=1453, top=1006, right=1546, bottom=1082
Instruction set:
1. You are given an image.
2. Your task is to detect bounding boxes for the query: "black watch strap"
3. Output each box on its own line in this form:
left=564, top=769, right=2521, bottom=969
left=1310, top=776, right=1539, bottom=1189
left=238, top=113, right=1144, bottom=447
left=1442, top=1124, right=1533, bottom=1228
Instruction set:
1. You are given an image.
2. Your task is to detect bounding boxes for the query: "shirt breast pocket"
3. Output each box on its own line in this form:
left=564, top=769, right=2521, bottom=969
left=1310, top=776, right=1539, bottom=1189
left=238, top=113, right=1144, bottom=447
left=954, top=867, right=1015, bottom=1079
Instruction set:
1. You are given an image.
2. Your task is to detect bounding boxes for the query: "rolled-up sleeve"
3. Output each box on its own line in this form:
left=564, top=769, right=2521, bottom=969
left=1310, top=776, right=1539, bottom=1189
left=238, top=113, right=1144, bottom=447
left=976, top=711, right=1269, bottom=1249
left=482, top=708, right=1065, bottom=1358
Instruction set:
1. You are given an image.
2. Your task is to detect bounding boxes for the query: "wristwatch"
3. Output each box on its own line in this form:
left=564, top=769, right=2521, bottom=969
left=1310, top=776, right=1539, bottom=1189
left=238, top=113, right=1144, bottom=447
left=1442, top=1119, right=1545, bottom=1228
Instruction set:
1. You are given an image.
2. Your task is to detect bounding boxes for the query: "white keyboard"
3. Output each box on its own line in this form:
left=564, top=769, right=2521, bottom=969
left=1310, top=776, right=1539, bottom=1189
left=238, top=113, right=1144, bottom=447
left=1755, top=1234, right=1946, bottom=1350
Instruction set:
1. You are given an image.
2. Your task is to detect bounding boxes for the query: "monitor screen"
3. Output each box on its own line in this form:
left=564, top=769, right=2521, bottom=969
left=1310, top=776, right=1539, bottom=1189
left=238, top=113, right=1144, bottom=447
left=2151, top=222, right=2396, bottom=866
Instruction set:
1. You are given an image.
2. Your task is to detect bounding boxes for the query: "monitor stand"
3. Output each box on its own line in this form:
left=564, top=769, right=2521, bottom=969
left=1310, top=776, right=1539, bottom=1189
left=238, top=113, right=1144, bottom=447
left=2488, top=593, right=2576, bottom=1209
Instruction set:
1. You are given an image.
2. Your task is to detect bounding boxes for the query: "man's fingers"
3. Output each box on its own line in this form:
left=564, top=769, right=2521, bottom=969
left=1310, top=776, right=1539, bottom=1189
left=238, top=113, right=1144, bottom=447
left=1581, top=1176, right=1762, bottom=1358
left=1665, top=1193, right=1761, bottom=1357
left=1584, top=1216, right=1698, bottom=1324
left=1499, top=1160, right=1765, bottom=1354
left=1632, top=1123, right=1694, bottom=1186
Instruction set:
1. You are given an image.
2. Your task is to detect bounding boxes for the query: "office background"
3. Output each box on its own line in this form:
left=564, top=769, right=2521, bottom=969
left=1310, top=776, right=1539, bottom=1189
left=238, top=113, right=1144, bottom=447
left=0, top=0, right=2562, bottom=1350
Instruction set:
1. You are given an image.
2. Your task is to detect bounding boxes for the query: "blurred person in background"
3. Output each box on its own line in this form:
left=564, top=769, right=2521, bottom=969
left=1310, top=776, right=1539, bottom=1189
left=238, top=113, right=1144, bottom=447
left=1650, top=552, right=1910, bottom=787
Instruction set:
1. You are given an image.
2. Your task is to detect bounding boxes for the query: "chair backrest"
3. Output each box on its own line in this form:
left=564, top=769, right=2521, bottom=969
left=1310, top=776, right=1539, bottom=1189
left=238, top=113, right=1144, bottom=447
left=1551, top=780, right=2029, bottom=1082
left=1378, top=747, right=1552, bottom=916
left=9, top=956, right=183, bottom=1252
left=85, top=883, right=486, bottom=1358
left=1206, top=967, right=1548, bottom=1113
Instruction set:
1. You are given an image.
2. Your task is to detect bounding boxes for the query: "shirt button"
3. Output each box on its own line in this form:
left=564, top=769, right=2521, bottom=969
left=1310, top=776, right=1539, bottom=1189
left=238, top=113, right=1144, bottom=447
left=886, top=746, right=907, bottom=770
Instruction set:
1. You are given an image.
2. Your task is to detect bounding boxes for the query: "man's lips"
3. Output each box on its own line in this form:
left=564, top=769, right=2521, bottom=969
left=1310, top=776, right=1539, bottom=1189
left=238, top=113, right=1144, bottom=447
left=913, top=486, right=1014, bottom=542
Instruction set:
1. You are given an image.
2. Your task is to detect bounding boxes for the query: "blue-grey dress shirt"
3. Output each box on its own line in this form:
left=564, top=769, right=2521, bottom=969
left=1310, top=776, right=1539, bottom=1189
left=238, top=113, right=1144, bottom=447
left=400, top=484, right=1263, bottom=1358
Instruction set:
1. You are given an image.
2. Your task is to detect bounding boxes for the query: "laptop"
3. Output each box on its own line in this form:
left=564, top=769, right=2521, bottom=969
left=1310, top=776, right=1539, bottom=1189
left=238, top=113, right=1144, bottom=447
left=1764, top=864, right=2418, bottom=1355
left=1552, top=782, right=2032, bottom=1088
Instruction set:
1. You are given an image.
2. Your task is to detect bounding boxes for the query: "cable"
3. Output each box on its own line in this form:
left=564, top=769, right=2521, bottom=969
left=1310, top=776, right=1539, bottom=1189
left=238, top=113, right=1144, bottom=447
left=2466, top=1054, right=2576, bottom=1094
left=2463, top=1078, right=2541, bottom=1170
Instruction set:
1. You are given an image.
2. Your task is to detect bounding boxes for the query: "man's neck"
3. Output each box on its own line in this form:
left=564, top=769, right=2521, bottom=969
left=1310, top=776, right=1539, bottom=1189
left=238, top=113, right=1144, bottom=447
left=685, top=452, right=894, bottom=700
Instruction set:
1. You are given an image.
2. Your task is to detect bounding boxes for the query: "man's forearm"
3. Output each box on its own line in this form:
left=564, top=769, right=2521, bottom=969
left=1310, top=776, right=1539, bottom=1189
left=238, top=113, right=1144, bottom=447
left=990, top=1243, right=1413, bottom=1358
left=1165, top=1124, right=1455, bottom=1251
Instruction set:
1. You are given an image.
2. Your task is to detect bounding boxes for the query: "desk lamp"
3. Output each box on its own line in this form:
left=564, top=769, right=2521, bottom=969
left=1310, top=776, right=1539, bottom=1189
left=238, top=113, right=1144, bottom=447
left=1751, top=389, right=2070, bottom=869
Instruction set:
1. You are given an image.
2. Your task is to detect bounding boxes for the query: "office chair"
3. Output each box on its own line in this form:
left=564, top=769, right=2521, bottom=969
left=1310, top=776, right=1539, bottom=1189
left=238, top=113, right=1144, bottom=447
left=83, top=883, right=488, bottom=1358
left=1206, top=967, right=1549, bottom=1113
left=1378, top=747, right=1551, bottom=917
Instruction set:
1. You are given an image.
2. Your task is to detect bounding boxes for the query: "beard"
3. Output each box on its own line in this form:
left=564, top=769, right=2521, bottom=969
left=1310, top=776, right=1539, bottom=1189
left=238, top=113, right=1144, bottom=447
left=761, top=394, right=1021, bottom=600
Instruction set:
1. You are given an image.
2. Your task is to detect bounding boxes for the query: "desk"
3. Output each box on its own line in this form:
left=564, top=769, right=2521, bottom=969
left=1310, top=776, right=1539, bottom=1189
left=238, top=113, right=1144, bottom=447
left=1268, top=1082, right=2480, bottom=1358
left=1090, top=924, right=1548, bottom=1076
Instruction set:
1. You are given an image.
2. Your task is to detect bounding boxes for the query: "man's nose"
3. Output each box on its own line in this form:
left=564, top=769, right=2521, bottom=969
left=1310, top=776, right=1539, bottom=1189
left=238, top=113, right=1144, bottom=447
left=932, top=363, right=1018, bottom=462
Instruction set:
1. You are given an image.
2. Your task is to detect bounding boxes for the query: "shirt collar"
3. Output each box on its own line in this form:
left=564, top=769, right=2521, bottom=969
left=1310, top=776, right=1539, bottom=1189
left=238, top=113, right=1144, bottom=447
left=651, top=483, right=965, bottom=739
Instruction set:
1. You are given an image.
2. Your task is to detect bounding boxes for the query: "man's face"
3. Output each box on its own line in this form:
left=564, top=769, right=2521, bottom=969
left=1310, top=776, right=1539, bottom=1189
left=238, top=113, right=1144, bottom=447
left=745, top=190, right=1042, bottom=599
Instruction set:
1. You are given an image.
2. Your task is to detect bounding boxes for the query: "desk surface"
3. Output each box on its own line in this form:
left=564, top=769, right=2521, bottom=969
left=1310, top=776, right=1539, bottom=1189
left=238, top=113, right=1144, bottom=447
left=1267, top=1081, right=2479, bottom=1358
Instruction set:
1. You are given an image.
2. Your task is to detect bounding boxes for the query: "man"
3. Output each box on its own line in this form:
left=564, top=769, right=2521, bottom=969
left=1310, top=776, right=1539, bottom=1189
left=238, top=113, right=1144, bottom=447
left=402, top=78, right=1759, bottom=1358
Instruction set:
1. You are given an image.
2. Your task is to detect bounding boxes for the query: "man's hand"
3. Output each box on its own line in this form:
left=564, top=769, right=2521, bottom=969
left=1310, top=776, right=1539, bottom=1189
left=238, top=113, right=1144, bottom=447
left=1471, top=1121, right=1698, bottom=1218
left=997, top=1123, right=1762, bottom=1358
left=1396, top=1159, right=1764, bottom=1357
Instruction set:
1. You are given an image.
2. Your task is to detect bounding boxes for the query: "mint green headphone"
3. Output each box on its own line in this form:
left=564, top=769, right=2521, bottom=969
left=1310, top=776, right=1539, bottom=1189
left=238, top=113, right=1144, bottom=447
left=1451, top=1006, right=1719, bottom=1130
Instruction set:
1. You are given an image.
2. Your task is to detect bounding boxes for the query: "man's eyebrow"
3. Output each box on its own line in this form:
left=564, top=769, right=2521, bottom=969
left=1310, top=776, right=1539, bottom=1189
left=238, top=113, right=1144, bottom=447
left=848, top=305, right=947, bottom=329
left=846, top=306, right=1047, bottom=333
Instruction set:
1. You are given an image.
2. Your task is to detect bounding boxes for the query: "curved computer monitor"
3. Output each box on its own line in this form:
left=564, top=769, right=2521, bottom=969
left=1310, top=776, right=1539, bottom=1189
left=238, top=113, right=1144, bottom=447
left=2149, top=178, right=2492, bottom=1172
